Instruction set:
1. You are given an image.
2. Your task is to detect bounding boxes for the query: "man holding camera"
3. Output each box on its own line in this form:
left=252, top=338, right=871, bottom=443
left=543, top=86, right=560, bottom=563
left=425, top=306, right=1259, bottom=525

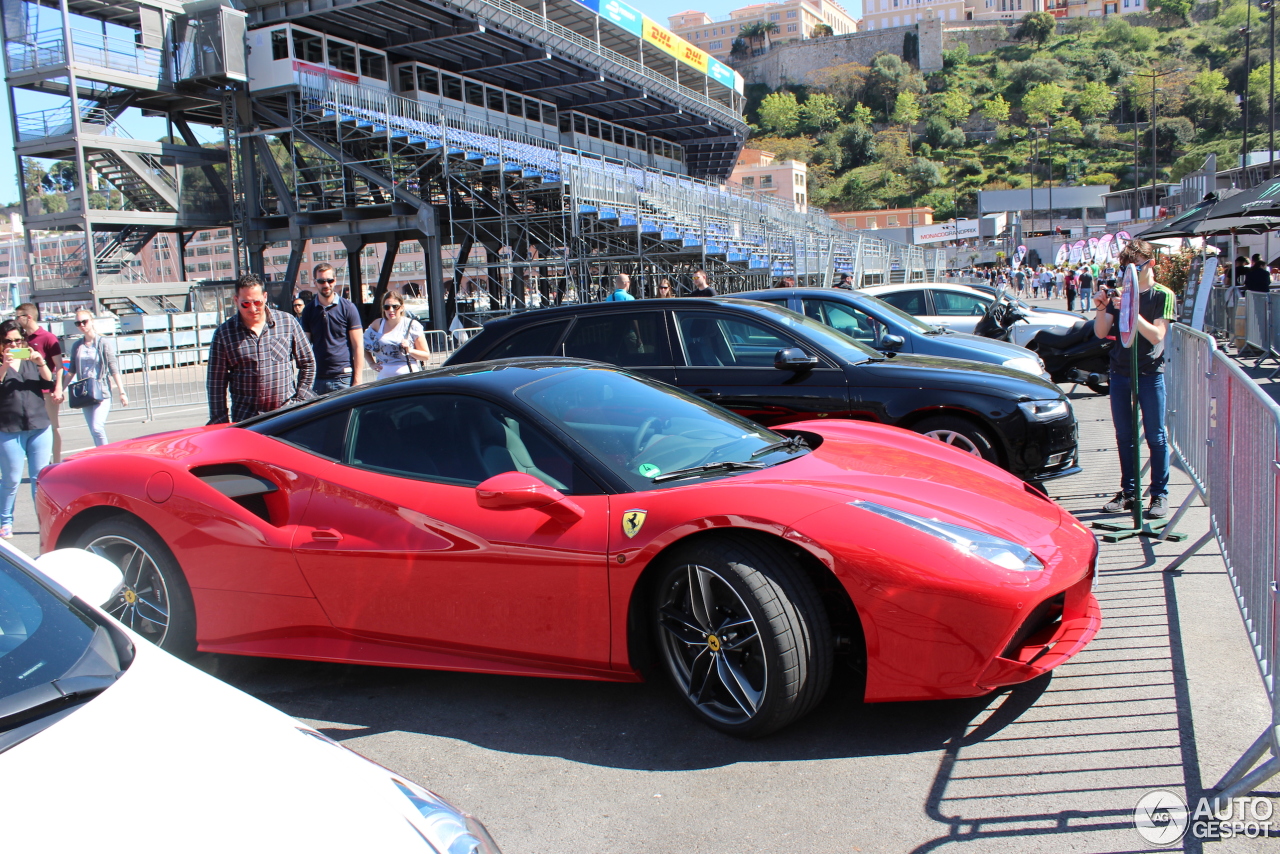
left=1093, top=238, right=1176, bottom=519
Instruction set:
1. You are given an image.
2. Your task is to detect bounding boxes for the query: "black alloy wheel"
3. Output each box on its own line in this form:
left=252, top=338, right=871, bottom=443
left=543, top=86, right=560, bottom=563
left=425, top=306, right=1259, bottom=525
left=76, top=517, right=197, bottom=658
left=653, top=536, right=831, bottom=738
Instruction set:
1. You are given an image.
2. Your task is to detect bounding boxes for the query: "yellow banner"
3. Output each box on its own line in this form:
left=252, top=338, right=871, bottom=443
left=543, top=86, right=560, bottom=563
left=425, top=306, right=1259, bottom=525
left=642, top=16, right=682, bottom=60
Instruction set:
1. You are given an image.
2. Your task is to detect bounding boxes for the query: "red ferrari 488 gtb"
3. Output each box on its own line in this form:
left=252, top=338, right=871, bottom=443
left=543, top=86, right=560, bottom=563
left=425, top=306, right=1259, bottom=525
left=37, top=359, right=1099, bottom=736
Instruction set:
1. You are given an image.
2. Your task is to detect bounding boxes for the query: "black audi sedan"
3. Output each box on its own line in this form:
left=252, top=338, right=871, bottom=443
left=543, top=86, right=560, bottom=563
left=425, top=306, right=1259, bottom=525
left=446, top=300, right=1080, bottom=483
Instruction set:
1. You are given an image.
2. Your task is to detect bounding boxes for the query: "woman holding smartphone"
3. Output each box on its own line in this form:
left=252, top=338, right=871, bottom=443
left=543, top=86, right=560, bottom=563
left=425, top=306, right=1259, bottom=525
left=0, top=317, right=53, bottom=539
left=67, top=310, right=127, bottom=446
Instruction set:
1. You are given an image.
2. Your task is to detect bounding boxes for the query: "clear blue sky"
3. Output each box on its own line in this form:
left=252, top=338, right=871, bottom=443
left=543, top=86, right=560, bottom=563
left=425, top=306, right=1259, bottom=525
left=0, top=0, right=864, bottom=203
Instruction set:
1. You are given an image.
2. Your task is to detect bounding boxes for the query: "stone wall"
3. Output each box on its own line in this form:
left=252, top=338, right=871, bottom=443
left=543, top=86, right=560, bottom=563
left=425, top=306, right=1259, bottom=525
left=733, top=21, right=1012, bottom=91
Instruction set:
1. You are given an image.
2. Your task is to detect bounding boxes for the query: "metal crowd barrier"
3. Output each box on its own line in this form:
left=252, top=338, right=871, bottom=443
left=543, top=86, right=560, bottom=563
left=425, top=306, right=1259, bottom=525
left=1164, top=323, right=1280, bottom=803
left=1205, top=287, right=1237, bottom=341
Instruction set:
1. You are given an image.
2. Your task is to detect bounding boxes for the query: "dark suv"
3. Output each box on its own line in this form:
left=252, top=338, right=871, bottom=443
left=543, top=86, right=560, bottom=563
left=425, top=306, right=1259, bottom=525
left=446, top=299, right=1080, bottom=483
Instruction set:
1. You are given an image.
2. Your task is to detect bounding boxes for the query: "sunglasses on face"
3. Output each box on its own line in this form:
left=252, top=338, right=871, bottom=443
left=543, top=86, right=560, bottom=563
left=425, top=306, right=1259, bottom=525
left=75, top=319, right=90, bottom=327
left=240, top=299, right=265, bottom=309
left=316, top=278, right=336, bottom=284
left=383, top=304, right=402, bottom=311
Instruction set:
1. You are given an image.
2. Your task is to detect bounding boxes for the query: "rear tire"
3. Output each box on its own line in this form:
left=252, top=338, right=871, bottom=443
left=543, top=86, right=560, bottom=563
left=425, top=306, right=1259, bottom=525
left=652, top=536, right=832, bottom=738
left=913, top=415, right=1000, bottom=464
left=76, top=517, right=197, bottom=659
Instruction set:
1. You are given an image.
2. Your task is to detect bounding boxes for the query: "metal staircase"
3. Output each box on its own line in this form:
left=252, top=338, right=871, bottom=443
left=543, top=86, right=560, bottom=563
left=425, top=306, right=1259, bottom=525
left=84, top=149, right=180, bottom=212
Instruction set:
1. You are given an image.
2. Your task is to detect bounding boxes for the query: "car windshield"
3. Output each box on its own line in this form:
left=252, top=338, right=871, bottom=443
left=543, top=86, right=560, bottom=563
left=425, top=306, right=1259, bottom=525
left=516, top=367, right=808, bottom=491
left=748, top=304, right=880, bottom=363
left=856, top=294, right=934, bottom=333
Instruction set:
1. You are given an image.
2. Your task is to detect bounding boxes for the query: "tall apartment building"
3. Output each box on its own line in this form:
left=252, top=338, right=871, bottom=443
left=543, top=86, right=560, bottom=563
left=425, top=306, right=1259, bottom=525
left=669, top=0, right=857, bottom=62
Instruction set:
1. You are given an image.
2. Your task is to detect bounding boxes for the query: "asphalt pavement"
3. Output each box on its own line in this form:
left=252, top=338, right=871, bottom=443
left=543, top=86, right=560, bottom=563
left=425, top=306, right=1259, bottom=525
left=10, top=310, right=1278, bottom=853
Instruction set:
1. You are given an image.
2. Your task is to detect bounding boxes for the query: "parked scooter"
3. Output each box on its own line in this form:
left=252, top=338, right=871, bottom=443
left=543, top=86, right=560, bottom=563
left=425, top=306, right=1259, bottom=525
left=1026, top=321, right=1112, bottom=395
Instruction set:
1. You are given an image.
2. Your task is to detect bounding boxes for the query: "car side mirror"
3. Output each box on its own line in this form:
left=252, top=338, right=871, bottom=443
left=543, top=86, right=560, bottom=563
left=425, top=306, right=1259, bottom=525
left=34, top=548, right=125, bottom=607
left=774, top=348, right=820, bottom=371
left=475, top=471, right=584, bottom=522
left=879, top=334, right=905, bottom=351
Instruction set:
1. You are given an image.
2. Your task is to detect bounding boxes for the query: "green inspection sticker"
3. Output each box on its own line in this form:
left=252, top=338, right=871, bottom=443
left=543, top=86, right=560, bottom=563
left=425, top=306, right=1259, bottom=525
left=638, top=464, right=661, bottom=478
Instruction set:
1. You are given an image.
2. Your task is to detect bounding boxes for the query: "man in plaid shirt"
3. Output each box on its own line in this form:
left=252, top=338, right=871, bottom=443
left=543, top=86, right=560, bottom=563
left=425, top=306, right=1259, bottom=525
left=207, top=275, right=316, bottom=424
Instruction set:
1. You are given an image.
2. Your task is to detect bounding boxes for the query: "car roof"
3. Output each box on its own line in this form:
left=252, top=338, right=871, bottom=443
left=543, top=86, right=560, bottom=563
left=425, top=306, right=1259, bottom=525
left=862, top=282, right=986, bottom=294
left=475, top=297, right=793, bottom=332
left=238, top=358, right=616, bottom=429
left=731, top=287, right=878, bottom=304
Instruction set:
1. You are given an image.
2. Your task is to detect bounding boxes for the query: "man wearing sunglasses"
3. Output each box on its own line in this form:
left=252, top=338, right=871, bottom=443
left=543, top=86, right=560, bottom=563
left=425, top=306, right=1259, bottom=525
left=206, top=274, right=315, bottom=424
left=299, top=262, right=364, bottom=393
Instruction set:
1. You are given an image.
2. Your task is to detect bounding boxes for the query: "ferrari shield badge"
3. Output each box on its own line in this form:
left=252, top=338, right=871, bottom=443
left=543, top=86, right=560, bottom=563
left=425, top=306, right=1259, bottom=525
left=622, top=509, right=647, bottom=538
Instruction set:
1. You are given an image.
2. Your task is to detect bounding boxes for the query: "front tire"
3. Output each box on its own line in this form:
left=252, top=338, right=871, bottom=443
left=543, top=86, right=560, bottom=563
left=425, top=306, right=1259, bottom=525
left=76, top=517, right=197, bottom=658
left=652, top=536, right=832, bottom=738
left=913, top=415, right=999, bottom=464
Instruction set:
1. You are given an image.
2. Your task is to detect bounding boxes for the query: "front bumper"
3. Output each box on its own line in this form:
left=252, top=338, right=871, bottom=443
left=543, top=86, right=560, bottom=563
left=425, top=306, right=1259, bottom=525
left=1015, top=414, right=1080, bottom=482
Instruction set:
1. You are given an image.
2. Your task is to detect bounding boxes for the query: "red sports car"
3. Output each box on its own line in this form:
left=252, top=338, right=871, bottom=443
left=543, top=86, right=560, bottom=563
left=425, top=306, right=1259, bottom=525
left=37, top=359, right=1100, bottom=736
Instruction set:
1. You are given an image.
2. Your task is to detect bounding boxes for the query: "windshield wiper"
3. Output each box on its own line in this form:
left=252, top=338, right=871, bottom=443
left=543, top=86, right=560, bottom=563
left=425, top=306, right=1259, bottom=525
left=0, top=675, right=117, bottom=732
left=652, top=460, right=766, bottom=483
left=750, top=434, right=809, bottom=459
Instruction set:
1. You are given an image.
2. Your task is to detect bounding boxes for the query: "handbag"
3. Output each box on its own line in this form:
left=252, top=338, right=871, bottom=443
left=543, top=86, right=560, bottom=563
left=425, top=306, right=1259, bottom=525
left=68, top=377, right=105, bottom=409
left=68, top=341, right=108, bottom=409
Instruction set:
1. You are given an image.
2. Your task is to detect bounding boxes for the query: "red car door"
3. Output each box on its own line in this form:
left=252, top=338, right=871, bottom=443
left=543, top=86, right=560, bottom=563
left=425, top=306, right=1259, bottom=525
left=290, top=392, right=613, bottom=670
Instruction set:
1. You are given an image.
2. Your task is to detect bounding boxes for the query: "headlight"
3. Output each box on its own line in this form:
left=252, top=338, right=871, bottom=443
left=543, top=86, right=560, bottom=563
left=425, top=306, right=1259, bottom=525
left=1002, top=357, right=1044, bottom=376
left=393, top=779, right=503, bottom=854
left=1018, top=399, right=1070, bottom=422
left=850, top=500, right=1044, bottom=573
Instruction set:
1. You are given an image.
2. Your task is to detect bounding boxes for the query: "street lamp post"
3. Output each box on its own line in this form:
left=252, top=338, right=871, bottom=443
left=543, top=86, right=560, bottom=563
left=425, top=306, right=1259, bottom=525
left=1242, top=3, right=1253, bottom=169
left=1130, top=67, right=1183, bottom=222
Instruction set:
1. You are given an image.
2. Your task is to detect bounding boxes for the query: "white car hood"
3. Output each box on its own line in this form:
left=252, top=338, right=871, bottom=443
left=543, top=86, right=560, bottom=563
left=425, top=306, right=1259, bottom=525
left=1, top=635, right=454, bottom=852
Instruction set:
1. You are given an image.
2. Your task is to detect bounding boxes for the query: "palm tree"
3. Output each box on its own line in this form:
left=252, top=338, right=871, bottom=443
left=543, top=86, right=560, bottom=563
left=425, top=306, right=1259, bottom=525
left=738, top=21, right=764, bottom=54
left=761, top=20, right=780, bottom=50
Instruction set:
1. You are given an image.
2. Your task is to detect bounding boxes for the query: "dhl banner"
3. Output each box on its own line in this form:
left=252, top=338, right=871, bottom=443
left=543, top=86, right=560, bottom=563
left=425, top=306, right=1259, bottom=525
left=642, top=16, right=683, bottom=61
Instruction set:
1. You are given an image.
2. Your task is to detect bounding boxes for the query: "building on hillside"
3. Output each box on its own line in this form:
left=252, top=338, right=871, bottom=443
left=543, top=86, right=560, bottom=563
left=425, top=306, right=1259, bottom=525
left=860, top=0, right=1146, bottom=30
left=669, top=0, right=857, bottom=62
left=861, top=0, right=977, bottom=28
left=728, top=149, right=810, bottom=211
left=827, top=207, right=934, bottom=230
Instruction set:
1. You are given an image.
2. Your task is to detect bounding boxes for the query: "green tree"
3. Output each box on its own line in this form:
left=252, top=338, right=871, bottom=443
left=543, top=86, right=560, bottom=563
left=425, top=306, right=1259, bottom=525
left=1152, top=0, right=1193, bottom=25
left=1248, top=62, right=1278, bottom=114
left=800, top=92, right=842, bottom=132
left=832, top=121, right=876, bottom=168
left=981, top=94, right=1011, bottom=126
left=1014, top=11, right=1056, bottom=46
left=933, top=88, right=971, bottom=126
left=811, top=22, right=833, bottom=37
left=850, top=102, right=874, bottom=125
left=1184, top=69, right=1240, bottom=132
left=758, top=91, right=801, bottom=135
left=1075, top=81, right=1116, bottom=121
left=863, top=53, right=925, bottom=120
left=1022, top=82, right=1067, bottom=126
left=893, top=91, right=922, bottom=153
left=904, top=157, right=943, bottom=195
left=730, top=38, right=749, bottom=59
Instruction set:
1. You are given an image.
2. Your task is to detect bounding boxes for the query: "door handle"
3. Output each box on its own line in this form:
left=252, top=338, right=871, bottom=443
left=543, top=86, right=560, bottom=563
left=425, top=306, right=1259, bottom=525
left=310, top=528, right=342, bottom=543
left=695, top=389, right=722, bottom=400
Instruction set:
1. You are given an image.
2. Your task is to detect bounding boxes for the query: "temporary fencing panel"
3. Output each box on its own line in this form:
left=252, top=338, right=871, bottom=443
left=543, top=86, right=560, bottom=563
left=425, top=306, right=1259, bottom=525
left=1165, top=323, right=1280, bottom=803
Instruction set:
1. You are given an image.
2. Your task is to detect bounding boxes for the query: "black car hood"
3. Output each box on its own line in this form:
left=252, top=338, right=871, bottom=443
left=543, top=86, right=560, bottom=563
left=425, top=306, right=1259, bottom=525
left=856, top=352, right=1063, bottom=399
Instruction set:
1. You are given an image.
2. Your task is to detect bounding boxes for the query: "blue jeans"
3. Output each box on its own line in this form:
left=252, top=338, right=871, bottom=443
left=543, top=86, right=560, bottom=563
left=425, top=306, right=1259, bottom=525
left=1109, top=371, right=1169, bottom=498
left=313, top=375, right=352, bottom=395
left=0, top=427, right=52, bottom=527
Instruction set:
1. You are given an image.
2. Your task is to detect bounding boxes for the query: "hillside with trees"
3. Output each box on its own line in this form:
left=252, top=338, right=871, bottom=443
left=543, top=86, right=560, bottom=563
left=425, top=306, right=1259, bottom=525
left=738, top=4, right=1267, bottom=220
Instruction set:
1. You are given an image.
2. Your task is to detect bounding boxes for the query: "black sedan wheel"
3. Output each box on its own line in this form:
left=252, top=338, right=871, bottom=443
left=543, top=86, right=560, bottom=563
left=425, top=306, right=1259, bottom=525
left=913, top=415, right=999, bottom=464
left=653, top=536, right=831, bottom=737
left=77, top=517, right=197, bottom=658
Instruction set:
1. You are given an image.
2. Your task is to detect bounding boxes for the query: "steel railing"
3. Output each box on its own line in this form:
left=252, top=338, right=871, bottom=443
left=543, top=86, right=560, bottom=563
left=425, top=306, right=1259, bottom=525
left=5, top=28, right=163, bottom=79
left=1164, top=323, right=1280, bottom=803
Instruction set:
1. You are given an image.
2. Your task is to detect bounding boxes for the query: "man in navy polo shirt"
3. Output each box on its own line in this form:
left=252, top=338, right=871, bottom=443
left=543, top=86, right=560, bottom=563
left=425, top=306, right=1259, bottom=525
left=299, top=262, right=364, bottom=393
